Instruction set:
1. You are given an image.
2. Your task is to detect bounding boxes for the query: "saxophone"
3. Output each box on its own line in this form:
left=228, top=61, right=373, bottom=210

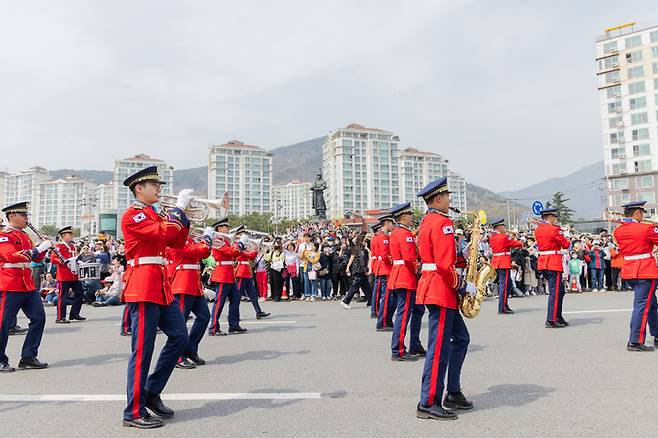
left=459, top=211, right=496, bottom=319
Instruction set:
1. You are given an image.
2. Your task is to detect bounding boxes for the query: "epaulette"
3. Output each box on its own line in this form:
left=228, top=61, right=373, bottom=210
left=132, top=200, right=148, bottom=210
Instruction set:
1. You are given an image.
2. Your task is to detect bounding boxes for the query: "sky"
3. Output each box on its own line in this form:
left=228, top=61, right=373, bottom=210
left=2, top=1, right=658, bottom=191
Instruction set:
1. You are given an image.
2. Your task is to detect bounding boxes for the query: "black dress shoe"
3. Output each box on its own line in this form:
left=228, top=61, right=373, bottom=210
left=175, top=359, right=197, bottom=369
left=70, top=315, right=86, bottom=321
left=8, top=326, right=28, bottom=336
left=123, top=414, right=163, bottom=429
left=627, top=342, right=654, bottom=352
left=55, top=319, right=70, bottom=324
left=120, top=331, right=132, bottom=336
left=410, top=347, right=427, bottom=358
left=416, top=403, right=458, bottom=420
left=376, top=327, right=393, bottom=332
left=391, top=352, right=418, bottom=362
left=443, top=391, right=474, bottom=410
left=499, top=309, right=514, bottom=314
left=654, top=337, right=658, bottom=347
left=256, top=312, right=271, bottom=319
left=208, top=330, right=228, bottom=337
left=228, top=326, right=247, bottom=334
left=18, top=357, right=48, bottom=369
left=187, top=354, right=206, bottom=366
left=545, top=321, right=566, bottom=329
left=145, top=393, right=174, bottom=418
left=557, top=318, right=569, bottom=326
left=0, top=362, right=16, bottom=373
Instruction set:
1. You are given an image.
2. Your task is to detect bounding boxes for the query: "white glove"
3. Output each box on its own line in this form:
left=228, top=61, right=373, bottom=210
left=67, top=259, right=78, bottom=272
left=203, top=226, right=216, bottom=238
left=465, top=281, right=477, bottom=295
left=175, top=188, right=196, bottom=209
left=36, top=240, right=52, bottom=252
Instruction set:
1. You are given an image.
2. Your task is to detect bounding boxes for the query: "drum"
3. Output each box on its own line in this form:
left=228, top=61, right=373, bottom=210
left=77, top=262, right=101, bottom=281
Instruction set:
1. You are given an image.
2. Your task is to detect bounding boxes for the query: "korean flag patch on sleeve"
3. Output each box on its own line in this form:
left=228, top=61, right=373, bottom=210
left=0, top=236, right=8, bottom=243
left=654, top=227, right=658, bottom=234
left=133, top=212, right=147, bottom=223
left=406, top=236, right=414, bottom=243
left=443, top=226, right=454, bottom=235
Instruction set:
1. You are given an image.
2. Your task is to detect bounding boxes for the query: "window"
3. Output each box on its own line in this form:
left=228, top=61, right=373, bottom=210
left=631, top=112, right=649, bottom=125
left=654, top=63, right=658, bottom=74
left=628, top=81, right=646, bottom=94
left=634, top=143, right=651, bottom=156
left=612, top=162, right=627, bottom=175
left=600, top=56, right=619, bottom=70
left=610, top=132, right=623, bottom=144
left=608, top=102, right=621, bottom=113
left=627, top=66, right=644, bottom=79
left=632, top=128, right=650, bottom=141
left=655, top=78, right=658, bottom=89
left=639, top=192, right=656, bottom=203
left=636, top=175, right=655, bottom=188
left=606, top=86, right=621, bottom=98
left=626, top=50, right=643, bottom=63
left=611, top=146, right=625, bottom=159
left=634, top=159, right=652, bottom=172
left=630, top=96, right=647, bottom=109
left=651, top=30, right=658, bottom=42
left=609, top=117, right=623, bottom=129
left=625, top=35, right=642, bottom=49
left=603, top=41, right=618, bottom=54
left=653, top=47, right=658, bottom=57
left=614, top=193, right=631, bottom=205
left=604, top=71, right=620, bottom=84
left=612, top=178, right=629, bottom=190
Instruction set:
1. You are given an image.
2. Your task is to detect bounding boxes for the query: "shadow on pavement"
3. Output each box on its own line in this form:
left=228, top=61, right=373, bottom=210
left=245, top=325, right=317, bottom=334
left=43, top=326, right=83, bottom=335
left=51, top=353, right=130, bottom=368
left=468, top=344, right=487, bottom=354
left=566, top=317, right=605, bottom=327
left=206, top=350, right=310, bottom=366
left=511, top=307, right=545, bottom=314
left=469, top=384, right=554, bottom=411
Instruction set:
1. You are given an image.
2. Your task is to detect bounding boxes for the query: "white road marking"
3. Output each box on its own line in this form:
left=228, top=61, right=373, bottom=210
left=0, top=392, right=322, bottom=402
left=113, top=320, right=297, bottom=326
left=563, top=309, right=632, bottom=315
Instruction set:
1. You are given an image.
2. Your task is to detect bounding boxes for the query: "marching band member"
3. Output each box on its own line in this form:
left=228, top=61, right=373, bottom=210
left=0, top=202, right=51, bottom=373
left=235, top=227, right=271, bottom=320
left=375, top=214, right=396, bottom=332
left=208, top=218, right=246, bottom=335
left=612, top=201, right=658, bottom=351
left=388, top=202, right=425, bottom=361
left=489, top=219, right=522, bottom=315
left=415, top=177, right=474, bottom=421
left=121, top=166, right=193, bottom=429
left=535, top=207, right=571, bottom=328
left=369, top=221, right=383, bottom=319
left=52, top=226, right=86, bottom=323
left=168, top=230, right=213, bottom=369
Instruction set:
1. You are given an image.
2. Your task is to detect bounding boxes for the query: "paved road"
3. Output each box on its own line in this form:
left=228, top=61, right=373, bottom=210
left=1, top=291, right=657, bottom=437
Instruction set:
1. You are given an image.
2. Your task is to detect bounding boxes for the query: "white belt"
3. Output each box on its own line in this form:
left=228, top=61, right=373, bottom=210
left=421, top=263, right=437, bottom=271
left=238, top=261, right=250, bottom=265
left=538, top=251, right=558, bottom=256
left=624, top=253, right=652, bottom=261
left=493, top=252, right=510, bottom=256
left=127, top=256, right=165, bottom=267
left=176, top=264, right=200, bottom=270
left=2, top=263, right=30, bottom=269
left=392, top=260, right=405, bottom=265
left=219, top=261, right=234, bottom=266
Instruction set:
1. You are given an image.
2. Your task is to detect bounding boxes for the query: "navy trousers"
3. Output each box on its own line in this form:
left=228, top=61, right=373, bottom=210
left=209, top=282, right=240, bottom=333
left=497, top=269, right=511, bottom=313
left=377, top=277, right=396, bottom=329
left=419, top=305, right=470, bottom=407
left=57, top=280, right=84, bottom=320
left=628, top=279, right=658, bottom=344
left=544, top=271, right=566, bottom=323
left=0, top=291, right=46, bottom=364
left=391, top=289, right=425, bottom=357
left=124, top=300, right=188, bottom=421
left=371, top=276, right=386, bottom=317
left=121, top=305, right=132, bottom=334
left=176, top=294, right=210, bottom=357
left=237, top=277, right=262, bottom=315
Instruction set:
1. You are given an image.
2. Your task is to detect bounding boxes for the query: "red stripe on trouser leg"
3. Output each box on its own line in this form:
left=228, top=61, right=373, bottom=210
left=382, top=290, right=389, bottom=327
left=57, top=282, right=62, bottom=320
left=639, top=280, right=656, bottom=343
left=503, top=270, right=509, bottom=309
left=132, top=303, right=145, bottom=419
left=399, top=290, right=411, bottom=357
left=426, top=309, right=447, bottom=405
left=123, top=307, right=130, bottom=331
left=553, top=272, right=560, bottom=322
left=212, top=284, right=224, bottom=332
left=373, top=278, right=379, bottom=313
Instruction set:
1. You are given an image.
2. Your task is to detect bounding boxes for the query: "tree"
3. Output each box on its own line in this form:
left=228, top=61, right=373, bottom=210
left=546, top=192, right=575, bottom=225
left=39, top=224, right=58, bottom=238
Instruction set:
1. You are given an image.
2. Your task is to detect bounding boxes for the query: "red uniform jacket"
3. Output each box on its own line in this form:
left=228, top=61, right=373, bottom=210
left=0, top=228, right=46, bottom=292
left=387, top=225, right=418, bottom=291
left=52, top=242, right=79, bottom=282
left=489, top=233, right=523, bottom=270
left=121, top=203, right=188, bottom=305
left=370, top=232, right=393, bottom=277
left=210, top=239, right=239, bottom=284
left=613, top=220, right=658, bottom=279
left=416, top=211, right=460, bottom=309
left=235, top=250, right=258, bottom=279
left=168, top=237, right=211, bottom=296
left=534, top=223, right=570, bottom=272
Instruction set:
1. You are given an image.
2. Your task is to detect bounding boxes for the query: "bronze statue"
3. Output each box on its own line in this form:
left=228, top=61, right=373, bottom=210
left=310, top=168, right=327, bottom=220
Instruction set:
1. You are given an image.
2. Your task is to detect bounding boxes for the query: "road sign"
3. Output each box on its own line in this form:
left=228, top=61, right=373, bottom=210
left=532, top=201, right=544, bottom=216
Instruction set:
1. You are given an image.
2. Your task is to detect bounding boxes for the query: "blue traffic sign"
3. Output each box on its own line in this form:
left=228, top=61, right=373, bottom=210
left=532, top=201, right=544, bottom=216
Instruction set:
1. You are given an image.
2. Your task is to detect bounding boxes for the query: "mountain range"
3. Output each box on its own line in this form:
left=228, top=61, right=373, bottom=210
left=49, top=139, right=604, bottom=220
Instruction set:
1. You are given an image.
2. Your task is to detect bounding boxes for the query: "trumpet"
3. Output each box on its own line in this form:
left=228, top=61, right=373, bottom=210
left=244, top=229, right=272, bottom=239
left=159, top=195, right=225, bottom=222
left=189, top=227, right=237, bottom=249
left=605, top=209, right=658, bottom=225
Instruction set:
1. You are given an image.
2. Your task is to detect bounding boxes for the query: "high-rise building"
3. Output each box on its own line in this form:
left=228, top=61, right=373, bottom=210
left=322, top=123, right=401, bottom=218
left=597, top=22, right=658, bottom=214
left=272, top=180, right=312, bottom=220
left=448, top=171, right=467, bottom=213
left=399, top=147, right=450, bottom=210
left=2, top=166, right=51, bottom=225
left=95, top=182, right=117, bottom=237
left=208, top=140, right=272, bottom=217
left=0, top=172, right=8, bottom=211
left=36, top=176, right=97, bottom=230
